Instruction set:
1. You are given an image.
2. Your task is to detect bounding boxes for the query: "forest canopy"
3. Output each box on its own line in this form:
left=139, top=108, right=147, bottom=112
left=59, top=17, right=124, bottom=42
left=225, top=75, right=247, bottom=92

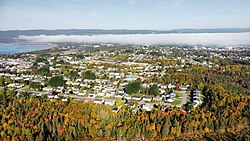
left=0, top=84, right=249, bottom=140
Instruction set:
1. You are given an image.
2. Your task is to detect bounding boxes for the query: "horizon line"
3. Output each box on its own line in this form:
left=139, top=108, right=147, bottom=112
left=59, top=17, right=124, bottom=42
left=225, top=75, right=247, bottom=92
left=1, top=27, right=250, bottom=32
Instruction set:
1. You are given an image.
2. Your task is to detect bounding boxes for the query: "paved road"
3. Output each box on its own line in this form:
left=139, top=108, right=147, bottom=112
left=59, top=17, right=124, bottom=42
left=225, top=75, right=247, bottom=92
left=176, top=91, right=188, bottom=107
left=16, top=88, right=104, bottom=101
left=15, top=88, right=189, bottom=108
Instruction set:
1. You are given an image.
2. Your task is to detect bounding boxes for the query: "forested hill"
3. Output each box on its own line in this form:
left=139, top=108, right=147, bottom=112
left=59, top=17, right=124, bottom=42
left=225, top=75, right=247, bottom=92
left=0, top=84, right=249, bottom=140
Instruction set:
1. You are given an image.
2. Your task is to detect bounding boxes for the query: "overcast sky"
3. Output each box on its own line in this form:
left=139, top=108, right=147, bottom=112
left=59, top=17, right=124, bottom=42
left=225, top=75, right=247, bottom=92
left=0, top=0, right=250, bottom=30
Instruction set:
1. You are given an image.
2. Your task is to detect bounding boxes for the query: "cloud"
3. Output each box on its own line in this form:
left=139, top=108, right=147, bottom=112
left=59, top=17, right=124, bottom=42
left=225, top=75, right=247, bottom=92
left=18, top=33, right=250, bottom=46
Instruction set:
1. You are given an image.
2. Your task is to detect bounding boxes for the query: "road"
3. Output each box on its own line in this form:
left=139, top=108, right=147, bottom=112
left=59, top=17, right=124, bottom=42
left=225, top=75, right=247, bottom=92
left=176, top=91, right=188, bottom=107
left=15, top=88, right=104, bottom=101
left=15, top=88, right=189, bottom=108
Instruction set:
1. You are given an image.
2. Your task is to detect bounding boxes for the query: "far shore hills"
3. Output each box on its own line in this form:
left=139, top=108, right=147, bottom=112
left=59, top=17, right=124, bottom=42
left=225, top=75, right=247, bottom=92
left=1, top=28, right=250, bottom=43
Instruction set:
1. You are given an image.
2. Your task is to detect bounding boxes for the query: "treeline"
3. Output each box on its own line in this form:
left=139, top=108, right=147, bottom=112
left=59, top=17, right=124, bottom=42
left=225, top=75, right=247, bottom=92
left=158, top=63, right=249, bottom=95
left=0, top=84, right=249, bottom=140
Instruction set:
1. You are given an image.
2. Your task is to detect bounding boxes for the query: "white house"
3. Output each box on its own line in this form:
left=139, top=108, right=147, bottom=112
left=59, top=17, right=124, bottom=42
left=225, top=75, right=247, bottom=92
left=132, top=96, right=141, bottom=101
left=168, top=84, right=175, bottom=89
left=179, top=85, right=188, bottom=91
left=105, top=99, right=116, bottom=106
left=142, top=103, right=154, bottom=111
left=97, top=92, right=105, bottom=97
left=142, top=96, right=152, bottom=102
left=94, top=99, right=104, bottom=104
left=78, top=90, right=86, bottom=96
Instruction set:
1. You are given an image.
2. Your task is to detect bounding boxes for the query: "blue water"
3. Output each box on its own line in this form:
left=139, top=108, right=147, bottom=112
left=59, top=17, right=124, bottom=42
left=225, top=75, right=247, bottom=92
left=0, top=43, right=53, bottom=54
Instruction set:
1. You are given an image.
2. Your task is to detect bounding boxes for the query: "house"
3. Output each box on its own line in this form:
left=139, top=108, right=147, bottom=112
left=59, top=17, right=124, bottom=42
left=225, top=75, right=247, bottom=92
left=170, top=93, right=176, bottom=97
left=80, top=83, right=88, bottom=87
left=192, top=101, right=201, bottom=108
left=160, top=89, right=166, bottom=94
left=132, top=96, right=141, bottom=101
left=166, top=98, right=174, bottom=103
left=62, top=97, right=68, bottom=102
left=152, top=96, right=161, bottom=101
left=142, top=103, right=154, bottom=111
left=118, top=90, right=124, bottom=94
left=124, top=95, right=132, bottom=100
left=125, top=101, right=135, bottom=108
left=193, top=96, right=200, bottom=99
left=114, top=94, right=124, bottom=98
left=132, top=105, right=141, bottom=113
left=31, top=92, right=41, bottom=96
left=105, top=92, right=114, bottom=97
left=161, top=85, right=167, bottom=89
left=97, top=92, right=105, bottom=97
left=72, top=88, right=79, bottom=94
left=46, top=94, right=58, bottom=99
left=78, top=90, right=86, bottom=96
left=124, top=77, right=137, bottom=82
left=94, top=86, right=101, bottom=91
left=43, top=87, right=53, bottom=92
left=88, top=92, right=95, bottom=98
left=113, top=81, right=119, bottom=85
left=71, top=81, right=80, bottom=86
left=120, top=82, right=129, bottom=87
left=94, top=99, right=104, bottom=104
left=105, top=99, right=116, bottom=106
left=168, top=84, right=175, bottom=89
left=7, top=83, right=24, bottom=88
left=112, top=105, right=123, bottom=113
left=142, top=96, right=152, bottom=102
left=179, top=85, right=188, bottom=91
left=193, top=99, right=200, bottom=104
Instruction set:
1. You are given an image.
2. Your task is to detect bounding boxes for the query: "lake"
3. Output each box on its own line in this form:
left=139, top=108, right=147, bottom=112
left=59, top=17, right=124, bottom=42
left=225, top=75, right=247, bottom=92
left=0, top=43, right=53, bottom=54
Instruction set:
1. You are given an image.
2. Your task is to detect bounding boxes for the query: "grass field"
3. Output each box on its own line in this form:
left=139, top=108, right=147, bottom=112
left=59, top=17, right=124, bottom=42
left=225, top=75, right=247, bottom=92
left=173, top=98, right=182, bottom=105
left=173, top=90, right=183, bottom=97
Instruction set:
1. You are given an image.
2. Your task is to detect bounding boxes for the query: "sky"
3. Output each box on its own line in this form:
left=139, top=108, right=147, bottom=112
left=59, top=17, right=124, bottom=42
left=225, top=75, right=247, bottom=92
left=0, top=0, right=250, bottom=30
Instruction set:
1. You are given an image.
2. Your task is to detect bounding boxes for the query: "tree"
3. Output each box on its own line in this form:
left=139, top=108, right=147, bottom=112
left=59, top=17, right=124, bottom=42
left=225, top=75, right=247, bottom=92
left=35, top=57, right=48, bottom=64
left=2, top=87, right=7, bottom=105
left=49, top=76, right=65, bottom=88
left=148, top=84, right=160, bottom=96
left=175, top=83, right=179, bottom=90
left=37, top=66, right=50, bottom=75
left=30, top=82, right=42, bottom=90
left=125, top=80, right=141, bottom=94
left=0, top=77, right=5, bottom=86
left=69, top=70, right=79, bottom=79
left=82, top=71, right=96, bottom=79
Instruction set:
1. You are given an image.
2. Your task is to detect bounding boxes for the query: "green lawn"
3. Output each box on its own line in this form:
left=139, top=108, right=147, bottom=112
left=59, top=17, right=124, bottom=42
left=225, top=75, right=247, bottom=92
left=34, top=89, right=47, bottom=92
left=173, top=98, right=182, bottom=105
left=104, top=57, right=116, bottom=61
left=129, top=93, right=143, bottom=97
left=173, top=90, right=183, bottom=97
left=95, top=96, right=104, bottom=99
left=76, top=94, right=87, bottom=97
left=145, top=101, right=158, bottom=104
left=104, top=97, right=114, bottom=100
left=143, top=95, right=152, bottom=98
